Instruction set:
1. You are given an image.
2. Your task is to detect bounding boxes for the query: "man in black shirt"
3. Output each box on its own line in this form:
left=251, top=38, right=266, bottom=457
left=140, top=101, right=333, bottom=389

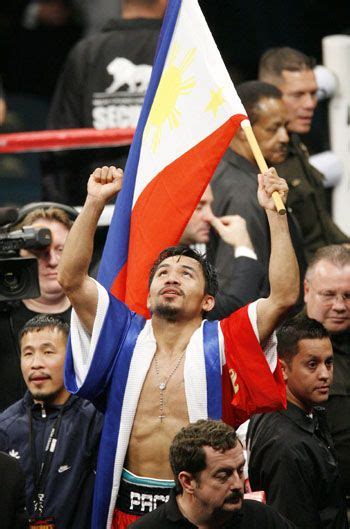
left=43, top=0, right=167, bottom=205
left=0, top=204, right=75, bottom=411
left=130, top=419, right=296, bottom=528
left=248, top=314, right=348, bottom=528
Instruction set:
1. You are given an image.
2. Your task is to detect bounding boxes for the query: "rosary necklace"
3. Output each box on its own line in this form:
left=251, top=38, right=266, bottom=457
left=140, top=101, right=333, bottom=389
left=154, top=349, right=186, bottom=422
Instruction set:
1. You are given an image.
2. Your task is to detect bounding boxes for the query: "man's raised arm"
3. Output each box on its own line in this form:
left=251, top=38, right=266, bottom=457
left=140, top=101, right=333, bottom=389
left=256, top=168, right=299, bottom=343
left=58, top=166, right=123, bottom=334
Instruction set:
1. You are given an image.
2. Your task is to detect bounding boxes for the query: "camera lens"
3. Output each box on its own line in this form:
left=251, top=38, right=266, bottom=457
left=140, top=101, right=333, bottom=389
left=0, top=269, right=27, bottom=296
left=0, top=257, right=40, bottom=301
left=0, top=271, right=24, bottom=293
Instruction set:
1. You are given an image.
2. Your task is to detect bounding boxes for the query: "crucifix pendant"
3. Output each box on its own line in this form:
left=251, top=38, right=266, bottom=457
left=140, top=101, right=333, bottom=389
left=158, top=414, right=166, bottom=422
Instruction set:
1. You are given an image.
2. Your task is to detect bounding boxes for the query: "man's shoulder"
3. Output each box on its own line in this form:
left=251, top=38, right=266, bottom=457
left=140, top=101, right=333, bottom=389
left=68, top=17, right=162, bottom=56
left=213, top=152, right=254, bottom=185
left=129, top=501, right=169, bottom=528
left=249, top=411, right=286, bottom=441
left=69, top=396, right=104, bottom=423
left=249, top=408, right=315, bottom=457
left=243, top=499, right=296, bottom=527
left=0, top=399, right=26, bottom=448
left=62, top=27, right=119, bottom=66
left=0, top=399, right=25, bottom=426
left=277, top=135, right=324, bottom=182
left=212, top=153, right=259, bottom=215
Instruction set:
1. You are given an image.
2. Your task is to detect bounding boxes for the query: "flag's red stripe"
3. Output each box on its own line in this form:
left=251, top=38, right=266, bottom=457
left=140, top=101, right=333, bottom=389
left=110, top=114, right=246, bottom=316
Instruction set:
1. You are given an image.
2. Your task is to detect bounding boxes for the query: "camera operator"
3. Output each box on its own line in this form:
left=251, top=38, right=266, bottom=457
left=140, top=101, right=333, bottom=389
left=0, top=205, right=75, bottom=411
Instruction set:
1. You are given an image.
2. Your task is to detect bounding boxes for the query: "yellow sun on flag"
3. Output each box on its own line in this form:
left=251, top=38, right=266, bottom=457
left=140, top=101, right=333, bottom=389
left=145, top=43, right=196, bottom=153
left=205, top=87, right=225, bottom=117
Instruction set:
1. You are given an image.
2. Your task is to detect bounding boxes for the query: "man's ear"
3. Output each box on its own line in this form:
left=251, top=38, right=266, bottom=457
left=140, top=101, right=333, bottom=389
left=280, top=359, right=289, bottom=382
left=178, top=471, right=196, bottom=495
left=202, top=295, right=215, bottom=314
left=147, top=293, right=151, bottom=310
left=303, top=279, right=310, bottom=304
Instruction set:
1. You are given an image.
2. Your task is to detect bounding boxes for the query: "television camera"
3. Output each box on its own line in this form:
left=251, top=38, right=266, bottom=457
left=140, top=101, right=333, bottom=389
left=0, top=207, right=51, bottom=302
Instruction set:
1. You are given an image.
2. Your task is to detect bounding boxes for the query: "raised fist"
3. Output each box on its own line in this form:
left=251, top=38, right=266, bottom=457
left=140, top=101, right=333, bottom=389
left=257, top=167, right=288, bottom=212
left=87, top=166, right=123, bottom=206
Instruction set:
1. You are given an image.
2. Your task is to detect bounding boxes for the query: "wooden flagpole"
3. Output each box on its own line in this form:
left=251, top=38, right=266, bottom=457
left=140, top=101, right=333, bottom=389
left=241, top=119, right=286, bottom=215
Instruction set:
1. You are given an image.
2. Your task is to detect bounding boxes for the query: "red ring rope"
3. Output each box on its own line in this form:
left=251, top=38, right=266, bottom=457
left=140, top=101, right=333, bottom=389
left=0, top=127, right=135, bottom=153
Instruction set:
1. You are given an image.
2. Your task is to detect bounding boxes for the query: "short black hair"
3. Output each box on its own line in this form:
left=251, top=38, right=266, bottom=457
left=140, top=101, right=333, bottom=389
left=259, top=47, right=316, bottom=82
left=149, top=245, right=218, bottom=298
left=277, top=313, right=329, bottom=365
left=236, top=81, right=283, bottom=125
left=19, top=314, right=69, bottom=343
left=169, top=420, right=239, bottom=493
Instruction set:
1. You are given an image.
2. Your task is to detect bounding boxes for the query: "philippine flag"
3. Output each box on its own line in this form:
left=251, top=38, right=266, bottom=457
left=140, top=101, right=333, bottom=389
left=98, top=0, right=247, bottom=317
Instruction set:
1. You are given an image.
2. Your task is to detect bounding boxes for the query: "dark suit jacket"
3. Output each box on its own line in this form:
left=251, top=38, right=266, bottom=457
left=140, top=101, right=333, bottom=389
left=0, top=451, right=27, bottom=529
left=211, top=150, right=271, bottom=297
left=211, top=149, right=306, bottom=310
left=207, top=256, right=264, bottom=320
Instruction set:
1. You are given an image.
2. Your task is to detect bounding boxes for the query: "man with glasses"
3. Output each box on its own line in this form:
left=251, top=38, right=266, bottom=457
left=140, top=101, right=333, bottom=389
left=304, top=244, right=350, bottom=510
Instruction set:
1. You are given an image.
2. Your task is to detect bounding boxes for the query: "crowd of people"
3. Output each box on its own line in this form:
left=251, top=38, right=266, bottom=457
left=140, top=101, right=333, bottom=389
left=1, top=1, right=350, bottom=529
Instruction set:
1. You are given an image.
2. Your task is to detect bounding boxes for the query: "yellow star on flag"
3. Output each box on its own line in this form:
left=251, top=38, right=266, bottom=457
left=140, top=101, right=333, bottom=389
left=145, top=44, right=196, bottom=153
left=205, top=87, right=225, bottom=117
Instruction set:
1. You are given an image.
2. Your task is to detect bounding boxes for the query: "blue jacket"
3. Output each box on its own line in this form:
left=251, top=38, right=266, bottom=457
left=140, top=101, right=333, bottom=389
left=0, top=392, right=103, bottom=529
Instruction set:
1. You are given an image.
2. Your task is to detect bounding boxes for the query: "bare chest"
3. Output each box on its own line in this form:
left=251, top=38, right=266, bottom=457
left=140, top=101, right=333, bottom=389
left=134, top=354, right=188, bottom=424
left=126, top=355, right=189, bottom=478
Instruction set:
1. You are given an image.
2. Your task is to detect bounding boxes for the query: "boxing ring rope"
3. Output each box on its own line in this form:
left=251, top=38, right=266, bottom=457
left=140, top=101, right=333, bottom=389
left=0, top=127, right=135, bottom=153
left=0, top=127, right=135, bottom=223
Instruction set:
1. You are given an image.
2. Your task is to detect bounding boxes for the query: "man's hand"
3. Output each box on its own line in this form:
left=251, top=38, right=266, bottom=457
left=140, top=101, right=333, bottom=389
left=211, top=215, right=253, bottom=249
left=257, top=167, right=288, bottom=212
left=87, top=166, right=123, bottom=206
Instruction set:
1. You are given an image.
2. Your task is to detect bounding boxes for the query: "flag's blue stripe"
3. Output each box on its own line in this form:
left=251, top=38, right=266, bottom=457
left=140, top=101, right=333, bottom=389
left=203, top=320, right=222, bottom=419
left=98, top=0, right=182, bottom=290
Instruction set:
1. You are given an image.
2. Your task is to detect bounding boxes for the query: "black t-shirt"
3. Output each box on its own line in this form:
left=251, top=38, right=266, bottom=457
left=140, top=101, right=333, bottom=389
left=0, top=302, right=71, bottom=412
left=129, top=493, right=297, bottom=529
left=43, top=18, right=162, bottom=205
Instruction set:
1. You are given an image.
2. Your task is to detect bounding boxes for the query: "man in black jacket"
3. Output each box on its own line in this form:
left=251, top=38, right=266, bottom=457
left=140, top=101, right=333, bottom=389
left=258, top=47, right=349, bottom=261
left=0, top=314, right=103, bottom=529
left=129, top=419, right=296, bottom=529
left=248, top=314, right=348, bottom=529
left=43, top=0, right=167, bottom=205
